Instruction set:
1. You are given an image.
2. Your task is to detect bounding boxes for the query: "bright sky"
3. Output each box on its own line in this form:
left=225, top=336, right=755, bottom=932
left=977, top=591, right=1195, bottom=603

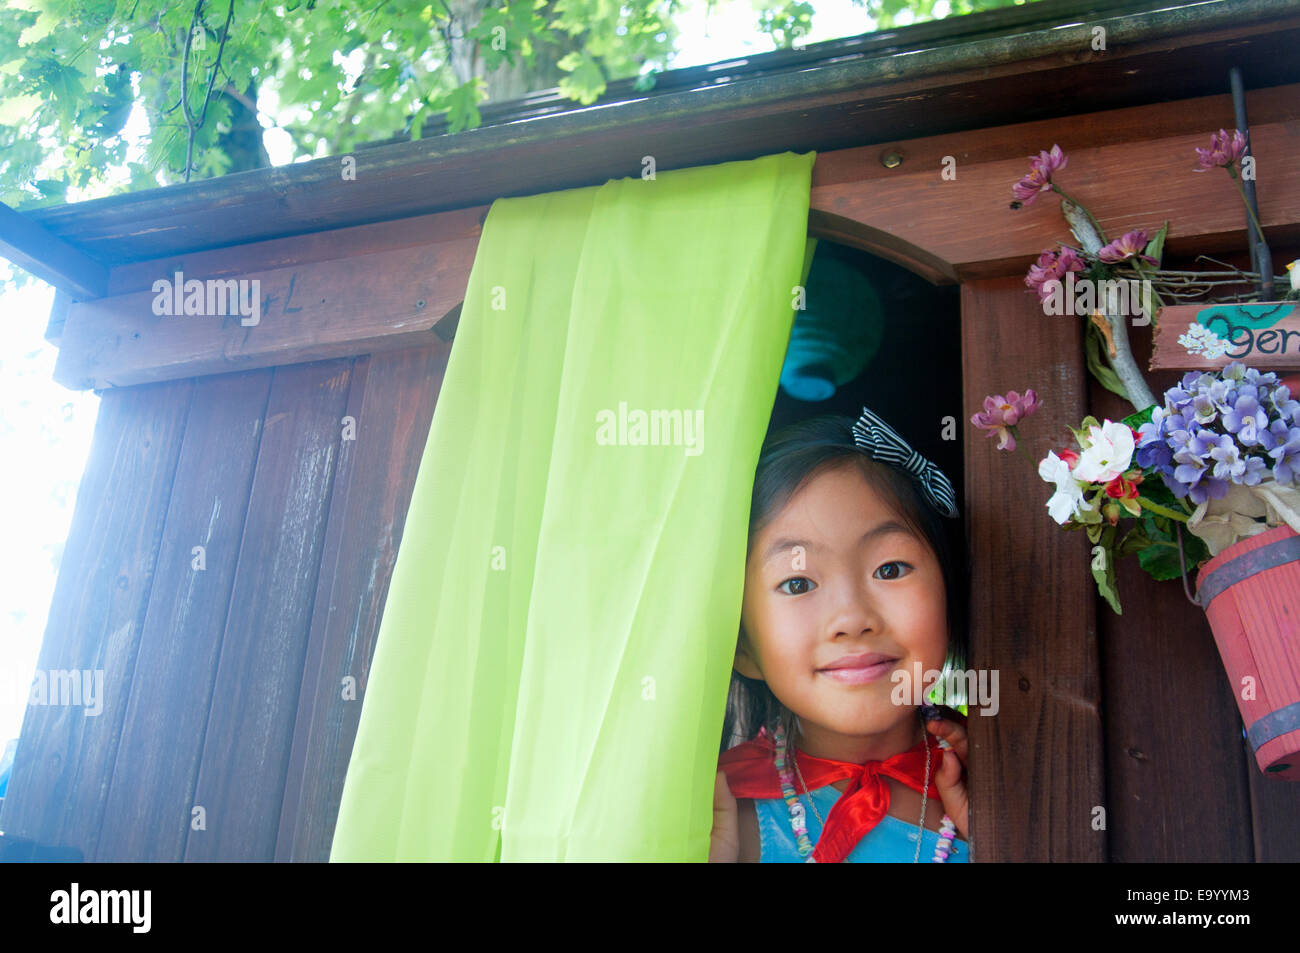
left=0, top=0, right=940, bottom=752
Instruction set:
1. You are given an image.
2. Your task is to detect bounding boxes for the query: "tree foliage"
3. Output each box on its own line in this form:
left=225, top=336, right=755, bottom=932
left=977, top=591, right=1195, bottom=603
left=0, top=0, right=1021, bottom=209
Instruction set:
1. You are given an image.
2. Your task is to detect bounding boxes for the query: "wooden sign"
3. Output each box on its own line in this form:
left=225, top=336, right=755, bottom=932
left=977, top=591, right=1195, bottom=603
left=1150, top=301, right=1300, bottom=371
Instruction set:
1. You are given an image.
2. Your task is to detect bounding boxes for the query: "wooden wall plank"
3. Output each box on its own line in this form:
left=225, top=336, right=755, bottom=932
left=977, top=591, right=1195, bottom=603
left=94, top=370, right=274, bottom=861
left=276, top=342, right=452, bottom=861
left=1098, top=560, right=1256, bottom=861
left=0, top=379, right=193, bottom=858
left=1248, top=756, right=1300, bottom=861
left=55, top=239, right=474, bottom=391
left=104, top=205, right=487, bottom=296
left=812, top=111, right=1300, bottom=284
left=961, top=275, right=1103, bottom=861
left=1087, top=344, right=1256, bottom=861
left=182, top=359, right=353, bottom=861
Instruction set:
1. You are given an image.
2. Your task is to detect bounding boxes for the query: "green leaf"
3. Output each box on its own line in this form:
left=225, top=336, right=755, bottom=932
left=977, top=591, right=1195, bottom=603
left=1067, top=413, right=1103, bottom=446
left=1144, top=221, right=1169, bottom=269
left=33, top=178, right=66, bottom=201
left=1091, top=527, right=1123, bottom=614
left=1136, top=540, right=1186, bottom=581
left=408, top=103, right=427, bottom=141
left=1135, top=476, right=1185, bottom=514
left=1117, top=522, right=1151, bottom=558
left=1130, top=512, right=1209, bottom=581
left=1084, top=320, right=1130, bottom=402
left=432, top=79, right=485, bottom=136
left=1121, top=404, right=1156, bottom=431
left=556, top=49, right=607, bottom=105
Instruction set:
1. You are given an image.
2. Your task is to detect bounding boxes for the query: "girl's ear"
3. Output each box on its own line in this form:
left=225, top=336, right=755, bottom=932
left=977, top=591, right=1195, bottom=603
left=733, top=633, right=764, bottom=680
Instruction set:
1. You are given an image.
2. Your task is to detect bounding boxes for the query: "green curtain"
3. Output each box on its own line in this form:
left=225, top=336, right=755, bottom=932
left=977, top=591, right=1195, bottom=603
left=330, top=150, right=817, bottom=861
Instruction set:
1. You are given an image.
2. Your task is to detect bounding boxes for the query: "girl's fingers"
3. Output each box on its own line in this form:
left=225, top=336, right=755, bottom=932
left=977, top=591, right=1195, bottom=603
left=932, top=751, right=969, bottom=841
left=926, top=717, right=968, bottom=764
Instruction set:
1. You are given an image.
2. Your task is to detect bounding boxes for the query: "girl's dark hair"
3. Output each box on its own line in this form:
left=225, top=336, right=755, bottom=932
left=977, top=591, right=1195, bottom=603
left=719, top=414, right=970, bottom=756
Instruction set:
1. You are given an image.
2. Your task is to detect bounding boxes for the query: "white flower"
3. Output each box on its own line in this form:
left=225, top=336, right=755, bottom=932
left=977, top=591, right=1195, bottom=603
left=1178, top=321, right=1233, bottom=358
left=1073, top=421, right=1135, bottom=484
left=1039, top=450, right=1086, bottom=524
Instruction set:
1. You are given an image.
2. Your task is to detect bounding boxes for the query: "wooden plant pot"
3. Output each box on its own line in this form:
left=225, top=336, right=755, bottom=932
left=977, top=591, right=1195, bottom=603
left=1195, top=524, right=1300, bottom=780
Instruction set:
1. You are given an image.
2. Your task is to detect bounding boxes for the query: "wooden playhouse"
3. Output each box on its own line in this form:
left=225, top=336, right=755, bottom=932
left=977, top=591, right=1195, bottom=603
left=2, top=0, right=1299, bottom=861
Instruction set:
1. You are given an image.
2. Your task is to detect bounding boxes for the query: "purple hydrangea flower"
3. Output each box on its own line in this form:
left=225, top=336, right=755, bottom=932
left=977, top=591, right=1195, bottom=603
left=1138, top=362, right=1300, bottom=499
left=1135, top=419, right=1172, bottom=471
left=1223, top=394, right=1268, bottom=446
left=1209, top=435, right=1246, bottom=481
left=1241, top=456, right=1269, bottom=486
left=1190, top=391, right=1220, bottom=426
left=1268, top=426, right=1300, bottom=484
left=1268, top=385, right=1300, bottom=423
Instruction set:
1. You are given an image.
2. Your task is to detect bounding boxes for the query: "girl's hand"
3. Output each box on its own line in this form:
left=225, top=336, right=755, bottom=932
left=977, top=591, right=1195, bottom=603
left=708, top=769, right=740, bottom=863
left=925, top=712, right=969, bottom=842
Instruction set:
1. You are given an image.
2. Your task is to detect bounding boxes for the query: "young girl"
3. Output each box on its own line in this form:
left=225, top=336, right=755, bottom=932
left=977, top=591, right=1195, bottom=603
left=709, top=409, right=972, bottom=863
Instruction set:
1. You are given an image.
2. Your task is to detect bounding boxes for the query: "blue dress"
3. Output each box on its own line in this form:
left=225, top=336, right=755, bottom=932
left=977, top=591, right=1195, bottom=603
left=754, top=784, right=968, bottom=862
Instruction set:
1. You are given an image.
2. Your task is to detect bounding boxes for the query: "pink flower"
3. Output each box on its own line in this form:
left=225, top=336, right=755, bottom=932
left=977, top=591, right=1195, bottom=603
left=1012, top=145, right=1068, bottom=206
left=1193, top=128, right=1247, bottom=172
left=971, top=390, right=1041, bottom=451
left=1024, top=246, right=1086, bottom=302
left=1097, top=229, right=1159, bottom=267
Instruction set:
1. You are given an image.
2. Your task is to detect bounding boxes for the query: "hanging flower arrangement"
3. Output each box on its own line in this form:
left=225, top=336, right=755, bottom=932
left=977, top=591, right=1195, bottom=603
left=977, top=131, right=1300, bottom=780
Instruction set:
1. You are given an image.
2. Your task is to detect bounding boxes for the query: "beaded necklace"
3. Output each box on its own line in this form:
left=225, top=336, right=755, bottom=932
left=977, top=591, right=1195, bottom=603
left=773, top=717, right=957, bottom=863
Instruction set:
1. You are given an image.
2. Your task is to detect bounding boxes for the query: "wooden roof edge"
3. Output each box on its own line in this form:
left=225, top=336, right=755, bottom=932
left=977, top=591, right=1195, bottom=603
left=14, top=0, right=1300, bottom=274
left=373, top=0, right=1202, bottom=143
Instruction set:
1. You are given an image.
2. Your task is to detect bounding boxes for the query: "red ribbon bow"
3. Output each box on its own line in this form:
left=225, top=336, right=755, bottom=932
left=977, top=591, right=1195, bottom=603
left=718, top=727, right=944, bottom=863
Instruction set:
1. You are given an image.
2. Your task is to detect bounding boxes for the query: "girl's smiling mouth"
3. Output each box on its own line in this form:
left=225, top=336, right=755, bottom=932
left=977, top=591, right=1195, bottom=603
left=816, top=652, right=899, bottom=684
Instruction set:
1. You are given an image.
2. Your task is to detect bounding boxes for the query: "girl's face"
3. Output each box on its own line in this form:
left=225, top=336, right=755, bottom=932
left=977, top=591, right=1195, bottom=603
left=736, top=460, right=948, bottom=761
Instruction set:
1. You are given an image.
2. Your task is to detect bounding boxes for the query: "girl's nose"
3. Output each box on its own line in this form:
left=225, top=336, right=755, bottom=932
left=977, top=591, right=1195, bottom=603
left=825, top=573, right=882, bottom=638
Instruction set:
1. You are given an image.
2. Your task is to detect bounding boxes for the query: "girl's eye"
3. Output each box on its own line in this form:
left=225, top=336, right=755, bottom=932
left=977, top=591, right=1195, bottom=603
left=777, top=577, right=816, bottom=595
left=874, top=561, right=912, bottom=580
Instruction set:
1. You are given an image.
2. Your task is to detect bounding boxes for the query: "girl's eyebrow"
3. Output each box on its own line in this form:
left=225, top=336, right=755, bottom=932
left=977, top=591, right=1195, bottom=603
left=760, top=519, right=913, bottom=565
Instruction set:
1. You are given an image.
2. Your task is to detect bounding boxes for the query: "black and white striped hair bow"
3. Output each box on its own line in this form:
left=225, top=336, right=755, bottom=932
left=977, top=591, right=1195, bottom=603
left=850, top=407, right=960, bottom=519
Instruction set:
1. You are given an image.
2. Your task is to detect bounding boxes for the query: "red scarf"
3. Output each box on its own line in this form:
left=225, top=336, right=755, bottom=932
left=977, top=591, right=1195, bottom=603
left=718, top=727, right=944, bottom=864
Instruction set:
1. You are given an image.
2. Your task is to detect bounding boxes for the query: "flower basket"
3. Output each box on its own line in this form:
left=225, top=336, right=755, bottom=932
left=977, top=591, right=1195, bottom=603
left=1194, top=524, right=1300, bottom=780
